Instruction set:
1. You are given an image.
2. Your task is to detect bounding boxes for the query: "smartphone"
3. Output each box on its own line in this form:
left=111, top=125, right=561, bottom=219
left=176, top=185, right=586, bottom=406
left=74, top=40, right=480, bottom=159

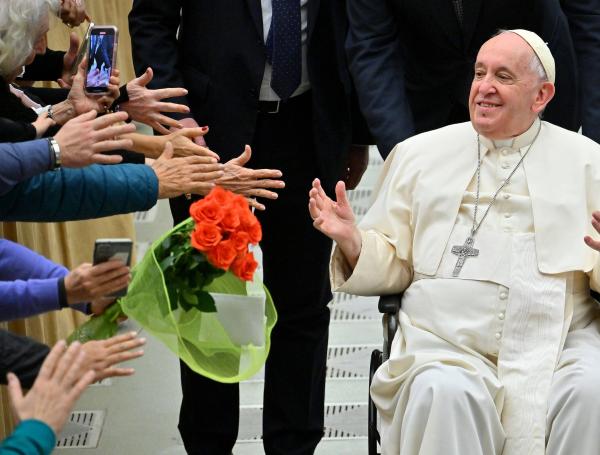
left=70, top=21, right=94, bottom=76
left=93, top=238, right=132, bottom=297
left=85, top=25, right=118, bottom=94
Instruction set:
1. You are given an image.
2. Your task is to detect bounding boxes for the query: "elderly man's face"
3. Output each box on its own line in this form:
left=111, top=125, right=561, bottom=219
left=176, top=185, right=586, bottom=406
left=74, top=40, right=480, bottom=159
left=468, top=33, right=552, bottom=139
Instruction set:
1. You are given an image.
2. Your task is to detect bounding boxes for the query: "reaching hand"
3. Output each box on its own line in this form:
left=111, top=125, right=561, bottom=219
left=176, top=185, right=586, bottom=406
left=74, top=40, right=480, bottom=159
left=309, top=179, right=362, bottom=266
left=58, top=0, right=90, bottom=27
left=584, top=211, right=600, bottom=252
left=177, top=118, right=207, bottom=147
left=7, top=340, right=95, bottom=436
left=31, top=112, right=55, bottom=139
left=121, top=68, right=191, bottom=134
left=163, top=127, right=219, bottom=160
left=59, top=33, right=80, bottom=88
left=54, top=110, right=136, bottom=167
left=64, top=260, right=131, bottom=304
left=67, top=59, right=120, bottom=116
left=80, top=332, right=145, bottom=382
left=151, top=142, right=224, bottom=199
left=216, top=145, right=284, bottom=210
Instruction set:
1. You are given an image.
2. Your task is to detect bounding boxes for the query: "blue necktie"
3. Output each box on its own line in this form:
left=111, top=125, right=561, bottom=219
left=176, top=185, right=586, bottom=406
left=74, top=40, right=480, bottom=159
left=265, top=0, right=301, bottom=100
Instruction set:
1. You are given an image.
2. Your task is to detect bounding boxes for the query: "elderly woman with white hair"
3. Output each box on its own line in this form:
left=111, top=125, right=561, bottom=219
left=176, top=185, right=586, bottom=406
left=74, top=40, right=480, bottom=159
left=0, top=0, right=123, bottom=140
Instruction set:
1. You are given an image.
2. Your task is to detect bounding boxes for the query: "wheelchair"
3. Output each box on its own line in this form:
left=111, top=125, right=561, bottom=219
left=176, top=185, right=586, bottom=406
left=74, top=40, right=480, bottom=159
left=366, top=290, right=600, bottom=455
left=368, top=293, right=402, bottom=455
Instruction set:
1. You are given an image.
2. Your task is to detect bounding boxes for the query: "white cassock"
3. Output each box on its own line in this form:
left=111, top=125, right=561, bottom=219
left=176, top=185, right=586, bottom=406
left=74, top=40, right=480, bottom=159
left=331, top=119, right=600, bottom=455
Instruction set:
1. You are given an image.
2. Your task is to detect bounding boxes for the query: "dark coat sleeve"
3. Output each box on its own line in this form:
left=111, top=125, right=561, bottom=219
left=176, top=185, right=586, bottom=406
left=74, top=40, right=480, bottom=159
left=21, top=50, right=65, bottom=82
left=0, top=118, right=37, bottom=143
left=129, top=0, right=190, bottom=120
left=561, top=0, right=600, bottom=144
left=0, top=163, right=158, bottom=222
left=345, top=0, right=414, bottom=158
left=0, top=330, right=49, bottom=389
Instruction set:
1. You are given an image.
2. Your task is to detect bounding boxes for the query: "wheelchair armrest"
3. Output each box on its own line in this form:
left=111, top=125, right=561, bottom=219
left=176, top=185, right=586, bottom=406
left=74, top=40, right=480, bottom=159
left=378, top=294, right=402, bottom=314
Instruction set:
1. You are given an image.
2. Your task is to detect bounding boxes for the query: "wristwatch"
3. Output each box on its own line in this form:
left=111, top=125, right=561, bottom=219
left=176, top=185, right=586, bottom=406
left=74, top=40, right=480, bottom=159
left=46, top=104, right=55, bottom=121
left=48, top=137, right=61, bottom=169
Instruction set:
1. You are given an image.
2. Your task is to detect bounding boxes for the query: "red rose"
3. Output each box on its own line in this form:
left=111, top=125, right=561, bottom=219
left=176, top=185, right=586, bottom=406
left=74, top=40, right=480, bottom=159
left=190, top=223, right=222, bottom=252
left=206, top=239, right=237, bottom=270
left=220, top=209, right=240, bottom=232
left=230, top=231, right=250, bottom=252
left=190, top=198, right=224, bottom=225
left=205, top=186, right=232, bottom=207
left=246, top=219, right=262, bottom=244
left=231, top=194, right=249, bottom=210
left=231, top=252, right=258, bottom=281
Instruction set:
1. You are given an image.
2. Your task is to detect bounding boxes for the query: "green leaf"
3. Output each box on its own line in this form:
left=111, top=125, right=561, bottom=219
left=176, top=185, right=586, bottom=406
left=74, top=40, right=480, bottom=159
left=161, top=236, right=172, bottom=250
left=196, top=291, right=217, bottom=312
left=160, top=255, right=175, bottom=271
left=182, top=290, right=198, bottom=306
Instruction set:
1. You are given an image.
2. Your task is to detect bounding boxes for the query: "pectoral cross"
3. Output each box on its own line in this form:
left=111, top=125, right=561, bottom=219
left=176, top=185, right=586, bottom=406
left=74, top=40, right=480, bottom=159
left=451, top=236, right=479, bottom=277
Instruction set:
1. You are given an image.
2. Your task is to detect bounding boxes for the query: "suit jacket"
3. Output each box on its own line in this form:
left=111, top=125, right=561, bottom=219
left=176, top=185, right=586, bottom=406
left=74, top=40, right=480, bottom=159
left=347, top=0, right=600, bottom=157
left=129, top=0, right=370, bottom=191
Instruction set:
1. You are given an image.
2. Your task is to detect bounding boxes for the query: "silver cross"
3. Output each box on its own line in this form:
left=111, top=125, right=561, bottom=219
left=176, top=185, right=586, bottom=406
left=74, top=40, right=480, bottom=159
left=451, top=236, right=479, bottom=277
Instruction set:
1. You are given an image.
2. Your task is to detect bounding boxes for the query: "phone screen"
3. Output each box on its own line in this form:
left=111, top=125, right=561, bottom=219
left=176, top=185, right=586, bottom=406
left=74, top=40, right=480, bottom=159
left=85, top=27, right=116, bottom=93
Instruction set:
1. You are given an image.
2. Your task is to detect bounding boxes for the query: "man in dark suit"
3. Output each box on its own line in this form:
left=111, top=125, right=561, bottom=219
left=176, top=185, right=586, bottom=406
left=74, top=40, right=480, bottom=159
left=129, top=1, right=370, bottom=454
left=347, top=0, right=600, bottom=158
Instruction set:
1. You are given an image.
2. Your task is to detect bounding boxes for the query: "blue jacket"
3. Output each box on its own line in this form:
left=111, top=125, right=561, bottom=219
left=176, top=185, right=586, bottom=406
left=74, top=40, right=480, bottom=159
left=0, top=140, right=51, bottom=196
left=0, top=240, right=87, bottom=321
left=0, top=420, right=55, bottom=455
left=0, top=163, right=158, bottom=221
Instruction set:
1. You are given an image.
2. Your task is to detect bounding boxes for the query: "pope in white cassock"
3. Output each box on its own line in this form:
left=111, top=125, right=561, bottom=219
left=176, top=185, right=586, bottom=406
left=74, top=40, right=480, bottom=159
left=309, top=29, right=600, bottom=455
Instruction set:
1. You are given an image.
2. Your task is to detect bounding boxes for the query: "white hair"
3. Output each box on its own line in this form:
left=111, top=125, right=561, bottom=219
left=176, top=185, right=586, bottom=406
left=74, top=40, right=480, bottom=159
left=0, top=0, right=59, bottom=78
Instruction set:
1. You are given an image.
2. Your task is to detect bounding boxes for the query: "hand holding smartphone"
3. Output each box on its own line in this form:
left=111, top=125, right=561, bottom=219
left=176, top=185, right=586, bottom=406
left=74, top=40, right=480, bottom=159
left=93, top=238, right=132, bottom=297
left=85, top=25, right=118, bottom=95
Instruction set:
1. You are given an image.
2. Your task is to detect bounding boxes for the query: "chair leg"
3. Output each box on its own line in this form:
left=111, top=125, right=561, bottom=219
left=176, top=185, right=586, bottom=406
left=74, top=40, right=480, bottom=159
left=368, top=349, right=383, bottom=455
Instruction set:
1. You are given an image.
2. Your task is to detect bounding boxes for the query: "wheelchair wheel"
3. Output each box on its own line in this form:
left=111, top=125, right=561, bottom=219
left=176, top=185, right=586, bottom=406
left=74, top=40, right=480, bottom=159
left=368, top=349, right=383, bottom=455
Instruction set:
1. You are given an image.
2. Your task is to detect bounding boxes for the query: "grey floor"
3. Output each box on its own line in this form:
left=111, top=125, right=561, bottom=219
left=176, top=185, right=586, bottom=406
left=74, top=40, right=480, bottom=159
left=54, top=149, right=384, bottom=454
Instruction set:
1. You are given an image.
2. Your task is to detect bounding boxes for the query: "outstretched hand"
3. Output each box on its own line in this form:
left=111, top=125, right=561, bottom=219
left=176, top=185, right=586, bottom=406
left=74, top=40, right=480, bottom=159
left=217, top=145, right=284, bottom=211
left=308, top=179, right=362, bottom=267
left=122, top=68, right=191, bottom=134
left=584, top=211, right=600, bottom=252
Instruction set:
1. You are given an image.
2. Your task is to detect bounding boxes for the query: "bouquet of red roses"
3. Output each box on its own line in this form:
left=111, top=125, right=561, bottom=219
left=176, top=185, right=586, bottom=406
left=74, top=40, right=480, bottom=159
left=70, top=187, right=276, bottom=383
left=157, top=186, right=262, bottom=313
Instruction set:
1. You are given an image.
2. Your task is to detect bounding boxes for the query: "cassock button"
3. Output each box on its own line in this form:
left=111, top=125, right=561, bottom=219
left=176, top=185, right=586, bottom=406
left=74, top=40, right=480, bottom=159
left=504, top=213, right=511, bottom=218
left=499, top=291, right=508, bottom=300
left=501, top=149, right=508, bottom=156
left=499, top=312, right=505, bottom=320
left=502, top=162, right=511, bottom=169
left=495, top=332, right=502, bottom=340
left=503, top=193, right=510, bottom=200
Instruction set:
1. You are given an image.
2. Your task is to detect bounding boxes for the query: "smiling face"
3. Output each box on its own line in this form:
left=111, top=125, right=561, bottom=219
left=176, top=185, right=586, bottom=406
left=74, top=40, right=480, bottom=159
left=468, top=33, right=555, bottom=139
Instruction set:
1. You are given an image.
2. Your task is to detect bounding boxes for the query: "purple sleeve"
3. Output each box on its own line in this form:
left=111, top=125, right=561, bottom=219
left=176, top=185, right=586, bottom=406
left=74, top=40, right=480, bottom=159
left=0, top=140, right=52, bottom=196
left=0, top=240, right=87, bottom=321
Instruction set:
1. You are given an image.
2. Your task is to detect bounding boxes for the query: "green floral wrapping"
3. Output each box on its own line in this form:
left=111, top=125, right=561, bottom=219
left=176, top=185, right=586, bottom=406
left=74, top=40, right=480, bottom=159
left=70, top=218, right=277, bottom=384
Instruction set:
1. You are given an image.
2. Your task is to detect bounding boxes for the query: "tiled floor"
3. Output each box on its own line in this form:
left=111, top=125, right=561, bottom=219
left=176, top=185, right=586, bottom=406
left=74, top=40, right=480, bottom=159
left=55, top=149, right=384, bottom=454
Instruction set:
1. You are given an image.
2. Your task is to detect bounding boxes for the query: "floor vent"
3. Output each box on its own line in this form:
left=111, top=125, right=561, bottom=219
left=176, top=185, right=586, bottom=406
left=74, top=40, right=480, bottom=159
left=134, top=205, right=158, bottom=223
left=55, top=410, right=105, bottom=449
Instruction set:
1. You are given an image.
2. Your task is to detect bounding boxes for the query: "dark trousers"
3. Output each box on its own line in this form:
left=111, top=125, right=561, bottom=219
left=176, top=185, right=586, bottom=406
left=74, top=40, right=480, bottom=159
left=176, top=92, right=333, bottom=455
